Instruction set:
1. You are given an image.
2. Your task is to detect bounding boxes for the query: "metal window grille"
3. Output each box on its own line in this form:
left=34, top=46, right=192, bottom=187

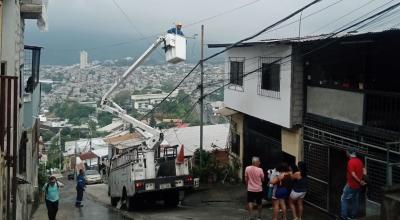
left=228, top=57, right=244, bottom=92
left=258, top=57, right=281, bottom=99
left=365, top=91, right=400, bottom=133
left=23, top=46, right=41, bottom=93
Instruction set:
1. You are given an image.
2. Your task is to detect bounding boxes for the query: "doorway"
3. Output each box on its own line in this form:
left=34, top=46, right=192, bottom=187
left=328, top=147, right=347, bottom=216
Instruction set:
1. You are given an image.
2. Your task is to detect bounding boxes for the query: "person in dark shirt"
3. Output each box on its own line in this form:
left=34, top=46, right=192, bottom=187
left=75, top=169, right=86, bottom=207
left=167, top=22, right=184, bottom=36
left=289, top=161, right=308, bottom=220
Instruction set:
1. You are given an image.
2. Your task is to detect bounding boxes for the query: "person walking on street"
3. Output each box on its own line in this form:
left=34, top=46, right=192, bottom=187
left=245, top=156, right=265, bottom=220
left=340, top=149, right=366, bottom=220
left=289, top=161, right=308, bottom=220
left=42, top=175, right=63, bottom=220
left=271, top=163, right=292, bottom=220
left=76, top=169, right=86, bottom=207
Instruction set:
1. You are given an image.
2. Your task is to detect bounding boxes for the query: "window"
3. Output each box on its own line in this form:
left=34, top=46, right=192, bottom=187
left=258, top=57, right=281, bottom=98
left=261, top=63, right=280, bottom=91
left=229, top=60, right=244, bottom=86
left=19, top=131, right=28, bottom=174
left=0, top=61, right=6, bottom=76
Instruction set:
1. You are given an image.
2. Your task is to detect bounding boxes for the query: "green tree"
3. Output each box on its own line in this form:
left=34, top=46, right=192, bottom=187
left=47, top=138, right=62, bottom=169
left=97, top=111, right=113, bottom=127
left=41, top=130, right=55, bottom=142
left=88, top=120, right=97, bottom=134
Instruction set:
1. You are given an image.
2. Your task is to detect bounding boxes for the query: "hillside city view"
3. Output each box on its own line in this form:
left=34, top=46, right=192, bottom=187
left=2, top=1, right=400, bottom=220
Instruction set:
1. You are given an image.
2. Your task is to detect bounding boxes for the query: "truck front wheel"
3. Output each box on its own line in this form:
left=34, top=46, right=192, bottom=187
left=110, top=197, right=119, bottom=206
left=164, top=190, right=179, bottom=207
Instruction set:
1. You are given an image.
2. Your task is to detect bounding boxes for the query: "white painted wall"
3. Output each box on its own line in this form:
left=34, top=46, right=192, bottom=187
left=224, top=44, right=294, bottom=128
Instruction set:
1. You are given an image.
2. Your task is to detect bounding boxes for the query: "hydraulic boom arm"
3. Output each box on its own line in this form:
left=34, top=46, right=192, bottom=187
left=100, top=36, right=166, bottom=149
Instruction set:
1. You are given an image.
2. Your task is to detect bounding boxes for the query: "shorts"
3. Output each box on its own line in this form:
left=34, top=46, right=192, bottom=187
left=290, top=190, right=306, bottom=200
left=247, top=191, right=263, bottom=205
left=275, top=187, right=289, bottom=199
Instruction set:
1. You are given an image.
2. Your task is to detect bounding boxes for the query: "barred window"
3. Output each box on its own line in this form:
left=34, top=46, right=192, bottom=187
left=230, top=61, right=243, bottom=86
left=258, top=57, right=281, bottom=99
left=261, top=63, right=280, bottom=92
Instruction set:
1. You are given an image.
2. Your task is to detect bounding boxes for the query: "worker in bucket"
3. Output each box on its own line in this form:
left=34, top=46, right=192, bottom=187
left=167, top=22, right=184, bottom=36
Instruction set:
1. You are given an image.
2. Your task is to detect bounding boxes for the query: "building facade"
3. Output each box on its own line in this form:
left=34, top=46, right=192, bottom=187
left=80, top=50, right=88, bottom=69
left=0, top=1, right=47, bottom=219
left=131, top=91, right=178, bottom=112
left=211, top=30, right=400, bottom=218
left=209, top=40, right=304, bottom=180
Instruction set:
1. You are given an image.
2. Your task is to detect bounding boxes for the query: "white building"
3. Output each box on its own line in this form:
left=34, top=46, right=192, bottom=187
left=131, top=91, right=178, bottom=111
left=163, top=124, right=229, bottom=156
left=80, top=50, right=88, bottom=69
left=0, top=0, right=48, bottom=219
left=209, top=40, right=304, bottom=179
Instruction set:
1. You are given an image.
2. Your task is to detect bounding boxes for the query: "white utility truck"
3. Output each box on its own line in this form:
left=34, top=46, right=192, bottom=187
left=102, top=33, right=194, bottom=210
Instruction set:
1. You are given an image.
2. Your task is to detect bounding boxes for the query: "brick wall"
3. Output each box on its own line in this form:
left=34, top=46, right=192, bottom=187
left=290, top=48, right=303, bottom=126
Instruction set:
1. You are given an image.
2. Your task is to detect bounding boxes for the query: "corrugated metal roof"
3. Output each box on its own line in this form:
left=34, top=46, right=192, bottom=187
left=103, top=132, right=143, bottom=145
left=207, top=29, right=400, bottom=48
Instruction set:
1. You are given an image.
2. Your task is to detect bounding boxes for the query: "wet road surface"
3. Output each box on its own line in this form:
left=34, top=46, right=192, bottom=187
left=31, top=180, right=127, bottom=220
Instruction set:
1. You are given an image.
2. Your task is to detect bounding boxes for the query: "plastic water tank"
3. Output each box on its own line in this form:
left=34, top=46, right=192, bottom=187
left=165, top=34, right=186, bottom=64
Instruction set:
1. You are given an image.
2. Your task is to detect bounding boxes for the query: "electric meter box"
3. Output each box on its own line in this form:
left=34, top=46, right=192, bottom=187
left=165, top=34, right=186, bottom=64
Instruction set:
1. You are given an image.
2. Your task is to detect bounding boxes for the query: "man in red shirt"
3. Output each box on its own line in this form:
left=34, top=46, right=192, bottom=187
left=245, top=156, right=265, bottom=220
left=340, top=149, right=366, bottom=220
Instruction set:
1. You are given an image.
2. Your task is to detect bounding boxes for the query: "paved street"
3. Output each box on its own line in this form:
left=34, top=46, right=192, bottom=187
left=31, top=180, right=127, bottom=220
left=32, top=179, right=333, bottom=220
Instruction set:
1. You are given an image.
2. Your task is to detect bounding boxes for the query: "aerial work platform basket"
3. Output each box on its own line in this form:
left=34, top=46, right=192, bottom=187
left=165, top=33, right=186, bottom=64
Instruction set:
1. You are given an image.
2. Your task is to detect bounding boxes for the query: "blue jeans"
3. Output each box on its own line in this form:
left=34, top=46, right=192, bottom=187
left=340, top=184, right=361, bottom=219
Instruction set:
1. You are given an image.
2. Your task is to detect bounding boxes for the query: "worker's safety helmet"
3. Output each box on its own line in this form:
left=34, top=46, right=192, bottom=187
left=176, top=22, right=183, bottom=27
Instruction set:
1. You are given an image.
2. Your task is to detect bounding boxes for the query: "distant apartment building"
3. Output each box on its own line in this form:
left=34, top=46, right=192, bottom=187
left=210, top=30, right=400, bottom=218
left=0, top=0, right=48, bottom=220
left=80, top=50, right=88, bottom=69
left=131, top=91, right=178, bottom=112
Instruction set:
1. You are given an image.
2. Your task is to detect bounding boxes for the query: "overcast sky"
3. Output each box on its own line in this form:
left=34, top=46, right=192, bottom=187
left=25, top=0, right=397, bottom=64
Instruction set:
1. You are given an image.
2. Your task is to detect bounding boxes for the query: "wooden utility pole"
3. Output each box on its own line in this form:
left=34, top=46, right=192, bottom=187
left=200, top=25, right=204, bottom=170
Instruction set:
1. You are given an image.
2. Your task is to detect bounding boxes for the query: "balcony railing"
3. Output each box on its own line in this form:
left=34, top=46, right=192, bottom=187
left=23, top=45, right=41, bottom=95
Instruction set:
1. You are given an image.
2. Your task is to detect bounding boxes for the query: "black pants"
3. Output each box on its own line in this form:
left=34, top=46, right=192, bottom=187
left=45, top=199, right=58, bottom=220
left=76, top=187, right=84, bottom=206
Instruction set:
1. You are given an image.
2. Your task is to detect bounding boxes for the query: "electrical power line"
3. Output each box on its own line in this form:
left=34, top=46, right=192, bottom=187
left=140, top=0, right=323, bottom=120
left=309, top=0, right=392, bottom=34
left=185, top=0, right=263, bottom=27
left=199, top=2, right=400, bottom=103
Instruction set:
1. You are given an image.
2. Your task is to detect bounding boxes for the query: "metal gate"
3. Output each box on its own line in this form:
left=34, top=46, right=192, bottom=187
left=304, top=141, right=329, bottom=211
left=304, top=114, right=400, bottom=214
left=0, top=75, right=19, bottom=220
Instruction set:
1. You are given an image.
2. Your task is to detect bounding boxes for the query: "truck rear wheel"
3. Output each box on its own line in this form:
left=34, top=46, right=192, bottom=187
left=164, top=190, right=179, bottom=207
left=122, top=188, right=134, bottom=211
left=110, top=197, right=119, bottom=206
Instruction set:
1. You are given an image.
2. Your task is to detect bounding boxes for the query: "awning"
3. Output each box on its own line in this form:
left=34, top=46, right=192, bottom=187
left=215, top=107, right=238, bottom=116
left=92, top=148, right=108, bottom=158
